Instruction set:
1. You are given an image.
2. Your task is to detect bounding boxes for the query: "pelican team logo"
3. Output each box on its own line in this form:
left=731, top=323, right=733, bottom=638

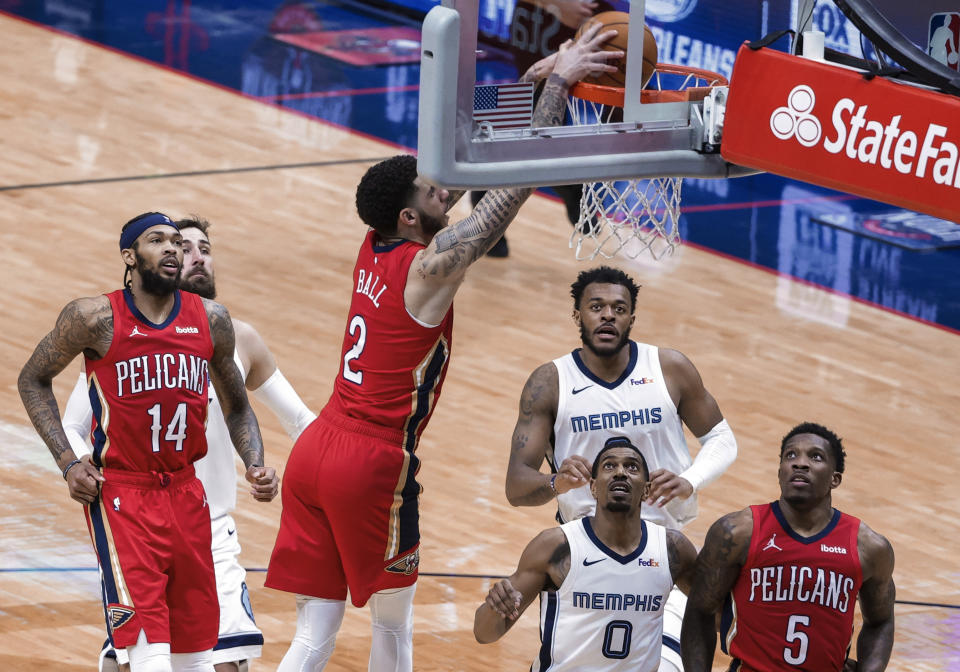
left=386, top=548, right=420, bottom=575
left=108, top=604, right=135, bottom=630
left=770, top=85, right=822, bottom=147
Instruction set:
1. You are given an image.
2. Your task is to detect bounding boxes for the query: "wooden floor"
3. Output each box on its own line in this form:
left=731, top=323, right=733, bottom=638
left=1, top=13, right=958, bottom=671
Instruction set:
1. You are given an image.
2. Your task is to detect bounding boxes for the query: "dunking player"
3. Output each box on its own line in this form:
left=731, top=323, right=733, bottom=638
left=18, top=212, right=276, bottom=672
left=61, top=217, right=314, bottom=672
left=505, top=265, right=737, bottom=671
left=682, top=422, right=896, bottom=672
left=475, top=437, right=697, bottom=671
left=265, top=25, right=624, bottom=672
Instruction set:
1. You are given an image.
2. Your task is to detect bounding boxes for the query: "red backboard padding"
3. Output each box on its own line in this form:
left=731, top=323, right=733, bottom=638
left=722, top=44, right=960, bottom=222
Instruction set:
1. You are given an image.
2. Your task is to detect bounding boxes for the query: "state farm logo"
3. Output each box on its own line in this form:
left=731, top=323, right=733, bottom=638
left=770, top=85, right=821, bottom=147
left=769, top=83, right=960, bottom=190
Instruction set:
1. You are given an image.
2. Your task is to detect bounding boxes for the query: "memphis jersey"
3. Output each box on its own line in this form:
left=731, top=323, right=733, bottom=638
left=534, top=517, right=673, bottom=672
left=193, top=349, right=245, bottom=519
left=721, top=502, right=863, bottom=672
left=84, top=289, right=212, bottom=472
left=552, top=341, right=693, bottom=528
left=328, top=230, right=454, bottom=452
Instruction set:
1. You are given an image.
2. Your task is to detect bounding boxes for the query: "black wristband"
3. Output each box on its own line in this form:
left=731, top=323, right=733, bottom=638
left=62, top=458, right=83, bottom=480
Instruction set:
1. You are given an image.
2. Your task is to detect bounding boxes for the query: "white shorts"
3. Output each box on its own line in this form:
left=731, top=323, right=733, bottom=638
left=660, top=585, right=687, bottom=671
left=105, top=513, right=263, bottom=668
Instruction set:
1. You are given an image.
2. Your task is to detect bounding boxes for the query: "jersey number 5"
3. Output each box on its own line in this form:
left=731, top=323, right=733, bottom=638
left=783, top=614, right=810, bottom=665
left=342, top=314, right=367, bottom=385
left=147, top=402, right=187, bottom=452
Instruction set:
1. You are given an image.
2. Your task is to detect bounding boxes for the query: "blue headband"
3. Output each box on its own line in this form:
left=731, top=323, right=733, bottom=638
left=119, top=213, right=178, bottom=250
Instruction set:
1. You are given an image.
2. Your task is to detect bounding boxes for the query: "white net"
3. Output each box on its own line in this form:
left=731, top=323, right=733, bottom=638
left=572, top=176, right=683, bottom=261
left=566, top=92, right=683, bottom=261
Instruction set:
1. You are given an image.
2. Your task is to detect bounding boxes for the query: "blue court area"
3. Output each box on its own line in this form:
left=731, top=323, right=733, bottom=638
left=7, top=0, right=960, bottom=331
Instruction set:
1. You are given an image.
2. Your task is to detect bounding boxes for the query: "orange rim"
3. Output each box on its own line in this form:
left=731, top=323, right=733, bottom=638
left=569, top=63, right=728, bottom=106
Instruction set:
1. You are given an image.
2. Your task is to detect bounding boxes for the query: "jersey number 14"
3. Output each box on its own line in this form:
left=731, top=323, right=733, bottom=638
left=147, top=402, right=188, bottom=452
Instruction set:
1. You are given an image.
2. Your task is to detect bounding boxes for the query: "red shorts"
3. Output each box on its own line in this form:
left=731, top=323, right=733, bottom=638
left=266, top=407, right=421, bottom=607
left=85, top=465, right=218, bottom=653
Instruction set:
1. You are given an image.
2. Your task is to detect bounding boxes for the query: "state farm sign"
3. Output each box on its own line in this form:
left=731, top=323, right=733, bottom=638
left=722, top=45, right=960, bottom=222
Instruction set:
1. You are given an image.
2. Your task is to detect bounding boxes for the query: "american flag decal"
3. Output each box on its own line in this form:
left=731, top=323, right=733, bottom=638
left=473, top=82, right=535, bottom=129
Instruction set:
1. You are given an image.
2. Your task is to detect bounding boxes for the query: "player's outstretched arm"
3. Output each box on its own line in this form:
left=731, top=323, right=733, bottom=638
left=406, top=24, right=623, bottom=324
left=666, top=528, right=698, bottom=595
left=681, top=508, right=752, bottom=672
left=474, top=527, right=569, bottom=643
left=18, top=297, right=110, bottom=503
left=234, top=318, right=316, bottom=440
left=853, top=523, right=896, bottom=672
left=648, top=348, right=736, bottom=507
left=205, top=301, right=276, bottom=502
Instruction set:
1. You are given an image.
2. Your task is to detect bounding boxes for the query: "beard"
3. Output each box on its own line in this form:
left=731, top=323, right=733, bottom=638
left=180, top=269, right=216, bottom=299
left=604, top=499, right=632, bottom=513
left=136, top=251, right=180, bottom=296
left=420, top=210, right=447, bottom=239
left=580, top=321, right=631, bottom=358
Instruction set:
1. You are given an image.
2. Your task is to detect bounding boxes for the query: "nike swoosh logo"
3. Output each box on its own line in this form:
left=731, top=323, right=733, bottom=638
left=227, top=528, right=236, bottom=536
left=582, top=557, right=606, bottom=566
left=572, top=385, right=594, bottom=395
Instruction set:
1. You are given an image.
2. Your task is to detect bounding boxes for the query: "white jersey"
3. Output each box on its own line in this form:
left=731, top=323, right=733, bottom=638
left=193, top=349, right=245, bottom=520
left=533, top=517, right=673, bottom=672
left=551, top=341, right=695, bottom=528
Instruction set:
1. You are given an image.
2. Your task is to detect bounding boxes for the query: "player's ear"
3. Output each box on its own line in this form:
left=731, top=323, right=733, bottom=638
left=398, top=207, right=418, bottom=230
left=120, top=247, right=136, bottom=267
left=831, top=472, right=842, bottom=489
left=572, top=309, right=581, bottom=326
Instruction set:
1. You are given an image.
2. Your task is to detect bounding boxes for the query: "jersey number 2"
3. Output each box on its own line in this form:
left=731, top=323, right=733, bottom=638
left=342, top=315, right=367, bottom=385
left=783, top=614, right=810, bottom=665
left=147, top=402, right=187, bottom=452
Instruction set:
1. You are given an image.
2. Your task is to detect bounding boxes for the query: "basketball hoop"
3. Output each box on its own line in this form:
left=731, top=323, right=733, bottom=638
left=566, top=64, right=729, bottom=261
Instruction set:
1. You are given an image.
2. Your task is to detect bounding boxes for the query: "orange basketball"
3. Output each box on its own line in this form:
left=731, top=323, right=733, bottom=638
left=574, top=11, right=658, bottom=88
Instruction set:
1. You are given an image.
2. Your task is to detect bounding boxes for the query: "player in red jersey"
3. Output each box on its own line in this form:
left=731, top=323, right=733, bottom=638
left=265, top=24, right=624, bottom=672
left=18, top=212, right=277, bottom=672
left=681, top=422, right=895, bottom=672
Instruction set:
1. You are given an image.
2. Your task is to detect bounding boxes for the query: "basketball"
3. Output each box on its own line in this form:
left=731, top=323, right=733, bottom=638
left=574, top=11, right=658, bottom=88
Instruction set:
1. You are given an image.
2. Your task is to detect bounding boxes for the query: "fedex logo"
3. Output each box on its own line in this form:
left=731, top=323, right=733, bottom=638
left=929, top=13, right=960, bottom=72
left=638, top=558, right=660, bottom=567
left=770, top=84, right=960, bottom=190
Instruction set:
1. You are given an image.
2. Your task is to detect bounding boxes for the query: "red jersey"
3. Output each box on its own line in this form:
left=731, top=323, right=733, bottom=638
left=328, top=231, right=454, bottom=452
left=84, top=289, right=213, bottom=472
left=721, top=502, right=863, bottom=672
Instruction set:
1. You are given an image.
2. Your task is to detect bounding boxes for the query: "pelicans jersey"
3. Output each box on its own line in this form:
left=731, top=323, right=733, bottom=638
left=268, top=231, right=453, bottom=607
left=328, top=229, right=453, bottom=452
left=534, top=517, right=674, bottom=672
left=552, top=341, right=693, bottom=528
left=721, top=502, right=863, bottom=672
left=84, top=289, right=213, bottom=472
left=83, top=288, right=218, bottom=652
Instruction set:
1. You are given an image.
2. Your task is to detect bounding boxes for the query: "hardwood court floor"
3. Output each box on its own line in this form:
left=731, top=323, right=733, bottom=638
left=1, top=13, right=958, bottom=671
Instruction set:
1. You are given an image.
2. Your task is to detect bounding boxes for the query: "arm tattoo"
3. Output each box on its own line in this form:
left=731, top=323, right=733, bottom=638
left=423, top=189, right=529, bottom=276
left=421, top=75, right=572, bottom=278
left=19, top=298, right=112, bottom=470
left=206, top=301, right=265, bottom=469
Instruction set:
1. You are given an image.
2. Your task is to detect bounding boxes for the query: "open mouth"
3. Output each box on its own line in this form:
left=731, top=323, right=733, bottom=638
left=610, top=482, right=630, bottom=494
